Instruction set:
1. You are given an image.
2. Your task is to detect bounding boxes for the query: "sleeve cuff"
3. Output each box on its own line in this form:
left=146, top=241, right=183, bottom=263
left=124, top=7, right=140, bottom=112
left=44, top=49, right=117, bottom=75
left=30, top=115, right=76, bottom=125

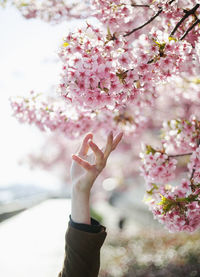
left=69, top=215, right=102, bottom=233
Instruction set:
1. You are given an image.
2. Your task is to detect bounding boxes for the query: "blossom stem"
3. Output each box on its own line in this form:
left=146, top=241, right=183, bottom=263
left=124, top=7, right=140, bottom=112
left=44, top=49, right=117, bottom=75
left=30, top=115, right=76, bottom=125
left=168, top=153, right=192, bottom=157
left=190, top=138, right=200, bottom=180
left=130, top=4, right=150, bottom=8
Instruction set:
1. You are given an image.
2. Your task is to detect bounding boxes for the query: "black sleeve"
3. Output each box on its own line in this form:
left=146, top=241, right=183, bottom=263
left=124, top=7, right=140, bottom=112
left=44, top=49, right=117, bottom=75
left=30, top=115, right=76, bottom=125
left=69, top=215, right=102, bottom=233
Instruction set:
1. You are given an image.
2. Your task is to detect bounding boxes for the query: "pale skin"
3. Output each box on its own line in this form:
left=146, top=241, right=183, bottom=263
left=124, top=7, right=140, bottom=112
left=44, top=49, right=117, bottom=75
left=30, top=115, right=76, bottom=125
left=70, top=131, right=123, bottom=225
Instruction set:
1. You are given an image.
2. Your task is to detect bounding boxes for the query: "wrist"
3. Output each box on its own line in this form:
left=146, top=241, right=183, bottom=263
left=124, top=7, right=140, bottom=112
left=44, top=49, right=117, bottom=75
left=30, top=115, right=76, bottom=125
left=72, top=176, right=95, bottom=193
left=71, top=182, right=91, bottom=224
left=72, top=181, right=91, bottom=195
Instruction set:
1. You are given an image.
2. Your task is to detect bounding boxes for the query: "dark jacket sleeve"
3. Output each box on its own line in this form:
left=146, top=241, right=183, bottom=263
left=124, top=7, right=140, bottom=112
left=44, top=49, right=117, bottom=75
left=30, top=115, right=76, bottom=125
left=58, top=219, right=107, bottom=277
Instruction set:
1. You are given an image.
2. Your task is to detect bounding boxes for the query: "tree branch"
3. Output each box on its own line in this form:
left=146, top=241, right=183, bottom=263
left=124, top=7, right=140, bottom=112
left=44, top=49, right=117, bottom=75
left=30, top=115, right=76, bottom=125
left=168, top=153, right=192, bottom=158
left=124, top=0, right=175, bottom=37
left=180, top=18, right=200, bottom=40
left=130, top=4, right=150, bottom=8
left=124, top=8, right=162, bottom=37
left=190, top=138, right=200, bottom=181
left=170, top=4, right=200, bottom=37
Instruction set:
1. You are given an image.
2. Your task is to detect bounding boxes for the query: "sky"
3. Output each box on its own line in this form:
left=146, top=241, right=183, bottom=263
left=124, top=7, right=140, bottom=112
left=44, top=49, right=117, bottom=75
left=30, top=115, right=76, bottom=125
left=0, top=4, right=79, bottom=188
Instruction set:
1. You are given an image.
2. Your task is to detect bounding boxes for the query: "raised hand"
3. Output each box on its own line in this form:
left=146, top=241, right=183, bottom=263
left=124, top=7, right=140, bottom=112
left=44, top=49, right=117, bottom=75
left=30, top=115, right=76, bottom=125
left=71, top=131, right=123, bottom=192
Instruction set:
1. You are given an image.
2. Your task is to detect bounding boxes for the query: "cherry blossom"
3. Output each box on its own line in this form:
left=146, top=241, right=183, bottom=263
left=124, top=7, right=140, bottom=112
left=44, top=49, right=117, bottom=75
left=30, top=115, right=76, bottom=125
left=162, top=117, right=200, bottom=154
left=141, top=117, right=200, bottom=232
left=188, top=146, right=200, bottom=185
left=146, top=180, right=200, bottom=233
left=13, top=0, right=90, bottom=22
left=10, top=91, right=144, bottom=139
left=140, top=146, right=177, bottom=184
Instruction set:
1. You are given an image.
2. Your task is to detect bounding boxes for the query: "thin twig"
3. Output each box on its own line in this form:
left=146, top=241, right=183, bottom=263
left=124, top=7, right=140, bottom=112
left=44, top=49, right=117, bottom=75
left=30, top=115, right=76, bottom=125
left=190, top=138, right=200, bottom=180
left=169, top=153, right=192, bottom=158
left=190, top=167, right=196, bottom=181
left=124, top=8, right=162, bottom=37
left=130, top=4, right=150, bottom=8
left=130, top=0, right=150, bottom=8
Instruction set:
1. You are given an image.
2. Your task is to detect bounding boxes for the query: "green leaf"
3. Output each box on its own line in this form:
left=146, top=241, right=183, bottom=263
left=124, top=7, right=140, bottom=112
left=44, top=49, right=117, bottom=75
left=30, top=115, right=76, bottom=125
left=145, top=145, right=156, bottom=155
left=168, top=36, right=177, bottom=42
left=146, top=183, right=159, bottom=195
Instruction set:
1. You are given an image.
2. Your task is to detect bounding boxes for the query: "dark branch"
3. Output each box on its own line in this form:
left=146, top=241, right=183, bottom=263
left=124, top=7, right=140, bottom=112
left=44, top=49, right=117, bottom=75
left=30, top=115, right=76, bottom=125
left=190, top=167, right=196, bottom=181
left=124, top=8, right=162, bottom=37
left=170, top=4, right=200, bottom=36
left=129, top=0, right=150, bottom=8
left=190, top=138, right=200, bottom=181
left=131, top=4, right=150, bottom=8
left=168, top=0, right=176, bottom=4
left=124, top=0, right=176, bottom=37
left=169, top=153, right=192, bottom=158
left=180, top=18, right=200, bottom=40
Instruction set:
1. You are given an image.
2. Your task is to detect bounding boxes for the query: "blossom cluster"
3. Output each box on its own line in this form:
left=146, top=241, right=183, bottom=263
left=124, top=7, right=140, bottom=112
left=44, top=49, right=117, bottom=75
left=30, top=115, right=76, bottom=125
left=148, top=181, right=200, bottom=232
left=13, top=0, right=89, bottom=22
left=10, top=91, right=146, bottom=139
left=11, top=0, right=200, bottom=49
left=162, top=117, right=200, bottom=153
left=92, top=0, right=153, bottom=35
left=188, top=146, right=200, bottom=185
left=58, top=22, right=195, bottom=112
left=10, top=92, right=94, bottom=138
left=10, top=1, right=200, bottom=133
left=93, top=0, right=200, bottom=45
left=142, top=154, right=200, bottom=232
left=58, top=25, right=140, bottom=110
left=141, top=118, right=200, bottom=232
left=140, top=146, right=177, bottom=184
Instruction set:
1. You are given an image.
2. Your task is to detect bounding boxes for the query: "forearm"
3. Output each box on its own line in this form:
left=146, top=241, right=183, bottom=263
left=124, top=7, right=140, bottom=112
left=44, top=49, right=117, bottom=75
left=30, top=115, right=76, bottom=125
left=71, top=182, right=91, bottom=224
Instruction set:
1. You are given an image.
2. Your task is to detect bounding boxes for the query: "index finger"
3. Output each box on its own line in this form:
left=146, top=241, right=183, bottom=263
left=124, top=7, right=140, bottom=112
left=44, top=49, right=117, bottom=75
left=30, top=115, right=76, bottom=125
left=78, top=133, right=93, bottom=156
left=111, top=132, right=123, bottom=151
left=72, top=155, right=93, bottom=171
left=104, top=131, right=113, bottom=159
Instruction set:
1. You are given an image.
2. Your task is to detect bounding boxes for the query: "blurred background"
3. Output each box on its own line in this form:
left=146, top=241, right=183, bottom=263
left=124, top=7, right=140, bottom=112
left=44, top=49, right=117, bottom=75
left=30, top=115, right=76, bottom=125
left=0, top=2, right=200, bottom=277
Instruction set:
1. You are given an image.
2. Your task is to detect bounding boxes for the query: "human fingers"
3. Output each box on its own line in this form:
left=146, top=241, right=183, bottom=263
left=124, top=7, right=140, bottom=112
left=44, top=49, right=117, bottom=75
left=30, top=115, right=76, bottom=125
left=104, top=131, right=113, bottom=159
left=89, top=140, right=104, bottom=161
left=111, top=132, right=123, bottom=151
left=78, top=133, right=93, bottom=156
left=72, top=155, right=93, bottom=171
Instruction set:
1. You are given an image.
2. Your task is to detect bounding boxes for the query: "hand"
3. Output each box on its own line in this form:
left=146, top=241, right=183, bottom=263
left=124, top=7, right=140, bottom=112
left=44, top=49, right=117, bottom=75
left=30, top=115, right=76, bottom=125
left=71, top=131, right=123, bottom=192
left=70, top=131, right=123, bottom=224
